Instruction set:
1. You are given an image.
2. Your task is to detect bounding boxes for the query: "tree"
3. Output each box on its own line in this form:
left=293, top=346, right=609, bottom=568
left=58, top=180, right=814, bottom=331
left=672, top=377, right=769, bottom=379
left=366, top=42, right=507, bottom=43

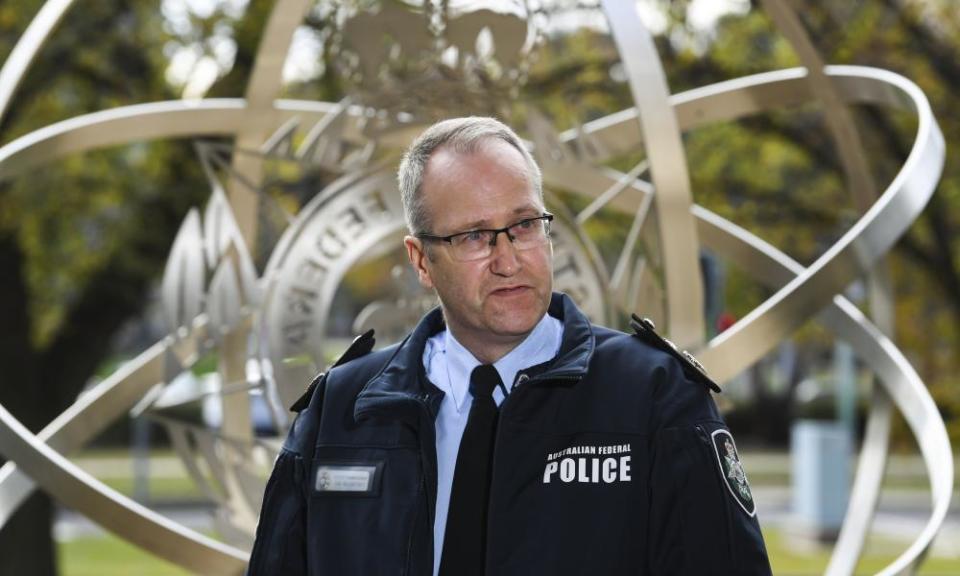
left=1, top=1, right=958, bottom=573
left=0, top=1, right=216, bottom=573
left=520, top=1, right=960, bottom=444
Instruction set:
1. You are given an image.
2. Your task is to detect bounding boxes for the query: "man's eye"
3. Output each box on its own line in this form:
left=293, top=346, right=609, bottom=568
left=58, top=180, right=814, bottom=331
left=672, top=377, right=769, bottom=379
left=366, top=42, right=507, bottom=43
left=454, top=231, right=487, bottom=246
left=516, top=219, right=535, bottom=230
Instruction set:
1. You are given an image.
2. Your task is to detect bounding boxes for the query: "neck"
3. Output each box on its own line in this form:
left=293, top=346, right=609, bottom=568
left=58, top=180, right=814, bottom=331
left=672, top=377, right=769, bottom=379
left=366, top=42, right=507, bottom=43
left=446, top=325, right=534, bottom=365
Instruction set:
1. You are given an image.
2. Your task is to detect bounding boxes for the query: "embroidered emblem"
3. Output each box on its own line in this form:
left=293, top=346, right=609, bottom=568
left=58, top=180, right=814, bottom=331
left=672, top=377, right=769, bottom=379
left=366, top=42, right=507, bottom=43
left=711, top=429, right=755, bottom=517
left=542, top=443, right=633, bottom=484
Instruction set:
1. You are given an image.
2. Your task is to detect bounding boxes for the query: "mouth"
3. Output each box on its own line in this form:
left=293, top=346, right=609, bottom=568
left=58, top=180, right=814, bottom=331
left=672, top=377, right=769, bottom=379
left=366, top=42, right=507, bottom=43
left=490, top=285, right=531, bottom=297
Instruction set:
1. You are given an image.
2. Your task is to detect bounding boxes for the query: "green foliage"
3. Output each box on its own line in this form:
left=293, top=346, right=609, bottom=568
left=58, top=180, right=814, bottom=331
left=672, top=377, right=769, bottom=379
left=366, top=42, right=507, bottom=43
left=700, top=2, right=960, bottom=446
left=2, top=1, right=960, bottom=568
left=515, top=1, right=960, bottom=447
left=525, top=28, right=633, bottom=130
left=0, top=3, right=217, bottom=568
left=0, top=1, right=205, bottom=348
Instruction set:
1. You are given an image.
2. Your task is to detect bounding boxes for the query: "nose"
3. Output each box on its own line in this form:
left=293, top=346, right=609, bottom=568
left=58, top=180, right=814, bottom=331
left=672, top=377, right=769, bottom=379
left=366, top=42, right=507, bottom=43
left=488, top=231, right=520, bottom=276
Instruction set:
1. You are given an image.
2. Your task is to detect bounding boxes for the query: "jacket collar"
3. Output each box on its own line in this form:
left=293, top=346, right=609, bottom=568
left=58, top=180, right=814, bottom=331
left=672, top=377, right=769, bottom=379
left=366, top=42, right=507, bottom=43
left=353, top=292, right=595, bottom=423
left=539, top=292, right=595, bottom=380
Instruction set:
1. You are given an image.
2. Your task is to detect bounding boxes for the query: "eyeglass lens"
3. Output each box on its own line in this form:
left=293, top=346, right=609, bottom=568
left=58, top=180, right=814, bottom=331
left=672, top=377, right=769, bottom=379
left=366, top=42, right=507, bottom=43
left=449, top=218, right=550, bottom=261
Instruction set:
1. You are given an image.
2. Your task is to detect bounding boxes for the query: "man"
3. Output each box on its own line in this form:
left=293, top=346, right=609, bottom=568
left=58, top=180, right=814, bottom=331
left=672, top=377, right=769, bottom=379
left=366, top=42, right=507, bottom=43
left=248, top=117, right=771, bottom=575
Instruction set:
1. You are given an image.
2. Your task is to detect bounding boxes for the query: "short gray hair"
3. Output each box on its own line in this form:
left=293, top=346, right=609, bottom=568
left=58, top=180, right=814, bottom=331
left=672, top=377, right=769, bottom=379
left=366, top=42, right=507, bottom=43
left=397, top=116, right=543, bottom=235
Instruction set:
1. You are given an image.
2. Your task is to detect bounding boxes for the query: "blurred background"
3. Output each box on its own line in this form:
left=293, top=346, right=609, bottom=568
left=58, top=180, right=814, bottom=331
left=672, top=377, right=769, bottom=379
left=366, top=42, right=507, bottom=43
left=0, top=0, right=958, bottom=574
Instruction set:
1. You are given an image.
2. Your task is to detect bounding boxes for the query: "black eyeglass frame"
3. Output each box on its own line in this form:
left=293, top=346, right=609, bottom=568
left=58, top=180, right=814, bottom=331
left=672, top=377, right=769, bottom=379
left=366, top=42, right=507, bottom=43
left=414, top=213, right=555, bottom=248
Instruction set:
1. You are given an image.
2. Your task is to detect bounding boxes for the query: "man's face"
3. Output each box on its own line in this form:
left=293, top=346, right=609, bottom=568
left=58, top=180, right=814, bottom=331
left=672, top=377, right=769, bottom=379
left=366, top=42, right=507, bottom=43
left=404, top=139, right=553, bottom=352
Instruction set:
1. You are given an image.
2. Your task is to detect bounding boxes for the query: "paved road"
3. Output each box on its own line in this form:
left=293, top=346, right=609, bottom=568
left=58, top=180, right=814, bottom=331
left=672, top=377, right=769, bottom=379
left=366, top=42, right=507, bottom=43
left=753, top=486, right=960, bottom=558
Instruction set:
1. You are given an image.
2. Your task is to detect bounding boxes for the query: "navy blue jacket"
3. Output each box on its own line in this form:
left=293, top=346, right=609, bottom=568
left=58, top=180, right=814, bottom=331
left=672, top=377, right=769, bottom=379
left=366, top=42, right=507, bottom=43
left=248, top=293, right=771, bottom=575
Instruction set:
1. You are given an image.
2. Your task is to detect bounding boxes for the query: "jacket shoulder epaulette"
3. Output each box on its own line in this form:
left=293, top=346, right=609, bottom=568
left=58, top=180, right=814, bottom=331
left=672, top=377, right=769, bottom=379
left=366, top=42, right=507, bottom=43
left=289, top=329, right=377, bottom=412
left=628, top=314, right=721, bottom=393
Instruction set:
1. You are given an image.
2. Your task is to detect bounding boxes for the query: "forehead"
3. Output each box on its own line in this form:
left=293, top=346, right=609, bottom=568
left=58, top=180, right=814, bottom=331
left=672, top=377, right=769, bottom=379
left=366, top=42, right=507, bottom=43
left=421, top=139, right=541, bottom=230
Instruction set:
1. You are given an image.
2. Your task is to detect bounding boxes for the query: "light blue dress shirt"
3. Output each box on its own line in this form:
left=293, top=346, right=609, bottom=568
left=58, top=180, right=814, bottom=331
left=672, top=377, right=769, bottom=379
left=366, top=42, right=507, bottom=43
left=422, top=312, right=563, bottom=576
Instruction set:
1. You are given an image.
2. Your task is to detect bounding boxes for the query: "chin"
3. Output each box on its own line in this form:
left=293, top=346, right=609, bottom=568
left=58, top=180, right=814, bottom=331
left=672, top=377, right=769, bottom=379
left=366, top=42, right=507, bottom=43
left=488, top=309, right=543, bottom=337
left=480, top=288, right=549, bottom=334
left=493, top=321, right=537, bottom=337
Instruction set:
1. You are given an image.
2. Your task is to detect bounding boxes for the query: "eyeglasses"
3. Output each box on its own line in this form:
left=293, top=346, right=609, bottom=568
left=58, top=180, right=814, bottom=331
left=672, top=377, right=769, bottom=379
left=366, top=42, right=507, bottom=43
left=416, top=213, right=554, bottom=262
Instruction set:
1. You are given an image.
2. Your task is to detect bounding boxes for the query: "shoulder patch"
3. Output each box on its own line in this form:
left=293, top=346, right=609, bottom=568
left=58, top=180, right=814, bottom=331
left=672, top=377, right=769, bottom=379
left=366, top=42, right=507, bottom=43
left=710, top=428, right=756, bottom=517
left=289, top=329, right=376, bottom=412
left=629, top=314, right=721, bottom=393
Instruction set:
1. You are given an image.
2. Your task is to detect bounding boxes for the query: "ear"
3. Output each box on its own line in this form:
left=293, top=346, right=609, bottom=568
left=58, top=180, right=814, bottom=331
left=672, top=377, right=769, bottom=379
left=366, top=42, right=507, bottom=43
left=404, top=236, right=435, bottom=289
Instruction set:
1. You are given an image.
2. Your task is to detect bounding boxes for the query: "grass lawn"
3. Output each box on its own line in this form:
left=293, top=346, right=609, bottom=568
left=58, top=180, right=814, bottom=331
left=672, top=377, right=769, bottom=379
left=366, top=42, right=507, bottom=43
left=61, top=449, right=958, bottom=574
left=59, top=534, right=191, bottom=576
left=765, top=529, right=960, bottom=575
left=58, top=528, right=960, bottom=575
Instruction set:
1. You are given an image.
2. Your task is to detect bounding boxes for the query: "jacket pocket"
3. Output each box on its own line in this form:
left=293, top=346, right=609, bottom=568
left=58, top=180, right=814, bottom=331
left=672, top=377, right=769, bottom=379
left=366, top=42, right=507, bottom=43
left=306, top=445, right=425, bottom=575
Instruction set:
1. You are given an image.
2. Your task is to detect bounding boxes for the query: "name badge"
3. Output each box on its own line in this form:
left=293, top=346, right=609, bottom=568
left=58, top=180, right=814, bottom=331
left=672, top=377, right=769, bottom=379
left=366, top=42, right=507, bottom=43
left=315, top=462, right=383, bottom=496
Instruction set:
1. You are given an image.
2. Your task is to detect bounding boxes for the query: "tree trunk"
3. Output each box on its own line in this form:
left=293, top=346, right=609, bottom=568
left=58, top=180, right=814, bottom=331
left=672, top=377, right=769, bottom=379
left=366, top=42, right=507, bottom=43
left=0, top=227, right=58, bottom=575
left=0, top=493, right=57, bottom=576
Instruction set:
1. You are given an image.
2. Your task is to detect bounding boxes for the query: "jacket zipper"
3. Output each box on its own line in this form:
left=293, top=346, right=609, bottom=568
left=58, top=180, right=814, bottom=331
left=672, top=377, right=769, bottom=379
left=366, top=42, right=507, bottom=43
left=403, top=473, right=429, bottom=576
left=411, top=395, right=439, bottom=576
left=522, top=372, right=582, bottom=386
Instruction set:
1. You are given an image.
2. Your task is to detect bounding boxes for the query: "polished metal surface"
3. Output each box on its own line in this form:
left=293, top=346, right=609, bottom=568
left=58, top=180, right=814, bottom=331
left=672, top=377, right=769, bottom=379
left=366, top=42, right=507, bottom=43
left=227, top=0, right=313, bottom=248
left=0, top=403, right=248, bottom=574
left=162, top=209, right=206, bottom=334
left=0, top=99, right=393, bottom=181
left=0, top=320, right=250, bottom=573
left=197, top=183, right=264, bottom=538
left=0, top=2, right=952, bottom=575
left=601, top=0, right=705, bottom=349
left=0, top=0, right=75, bottom=121
left=0, top=318, right=207, bottom=524
left=761, top=2, right=895, bottom=572
left=0, top=339, right=163, bottom=527
left=541, top=59, right=948, bottom=574
left=693, top=205, right=952, bottom=576
left=695, top=66, right=944, bottom=382
left=0, top=68, right=948, bottom=574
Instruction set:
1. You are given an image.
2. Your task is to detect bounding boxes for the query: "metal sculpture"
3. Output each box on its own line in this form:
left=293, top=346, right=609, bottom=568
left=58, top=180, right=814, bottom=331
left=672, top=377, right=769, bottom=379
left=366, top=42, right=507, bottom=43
left=0, top=1, right=951, bottom=575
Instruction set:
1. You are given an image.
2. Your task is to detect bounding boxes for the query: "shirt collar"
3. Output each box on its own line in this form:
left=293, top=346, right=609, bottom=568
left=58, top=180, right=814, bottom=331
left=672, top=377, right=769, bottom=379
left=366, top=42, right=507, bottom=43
left=355, top=293, right=594, bottom=425
left=440, top=311, right=564, bottom=413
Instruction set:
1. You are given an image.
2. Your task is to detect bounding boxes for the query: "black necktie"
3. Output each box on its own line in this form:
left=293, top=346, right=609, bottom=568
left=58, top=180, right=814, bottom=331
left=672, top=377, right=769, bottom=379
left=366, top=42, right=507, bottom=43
left=439, top=364, right=503, bottom=576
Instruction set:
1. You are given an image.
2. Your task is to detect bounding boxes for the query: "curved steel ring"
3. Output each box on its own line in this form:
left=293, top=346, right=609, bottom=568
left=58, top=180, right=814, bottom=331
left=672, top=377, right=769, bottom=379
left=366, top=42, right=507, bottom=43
left=0, top=0, right=77, bottom=122
left=554, top=65, right=945, bottom=383
left=0, top=323, right=249, bottom=574
left=0, top=319, right=208, bottom=524
left=0, top=320, right=251, bottom=573
left=755, top=3, right=894, bottom=572
left=601, top=0, right=704, bottom=346
left=0, top=407, right=249, bottom=575
left=560, top=65, right=948, bottom=575
left=694, top=207, right=952, bottom=575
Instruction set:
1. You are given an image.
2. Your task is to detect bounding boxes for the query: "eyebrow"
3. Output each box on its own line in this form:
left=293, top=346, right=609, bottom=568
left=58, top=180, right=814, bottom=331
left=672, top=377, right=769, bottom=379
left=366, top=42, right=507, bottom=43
left=452, top=206, right=544, bottom=231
